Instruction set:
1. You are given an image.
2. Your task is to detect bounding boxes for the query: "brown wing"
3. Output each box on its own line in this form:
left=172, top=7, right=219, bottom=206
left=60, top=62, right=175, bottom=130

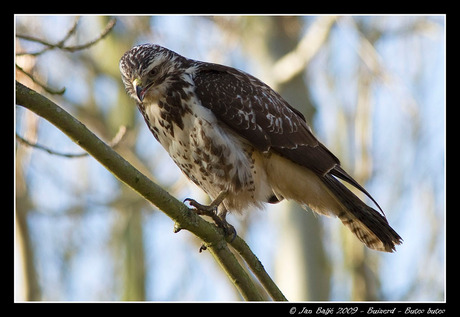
left=193, top=62, right=340, bottom=177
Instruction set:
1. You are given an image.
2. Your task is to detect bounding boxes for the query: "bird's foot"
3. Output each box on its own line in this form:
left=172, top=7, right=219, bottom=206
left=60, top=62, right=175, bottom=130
left=184, top=194, right=236, bottom=241
left=184, top=197, right=218, bottom=215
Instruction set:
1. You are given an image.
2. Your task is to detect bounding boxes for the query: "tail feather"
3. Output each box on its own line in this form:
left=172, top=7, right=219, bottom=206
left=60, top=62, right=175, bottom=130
left=329, top=165, right=385, bottom=216
left=322, top=174, right=402, bottom=252
left=265, top=153, right=402, bottom=252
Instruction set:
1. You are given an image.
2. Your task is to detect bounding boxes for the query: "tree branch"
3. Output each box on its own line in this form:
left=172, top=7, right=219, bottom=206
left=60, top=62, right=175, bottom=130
left=16, top=81, right=285, bottom=301
left=231, top=236, right=288, bottom=301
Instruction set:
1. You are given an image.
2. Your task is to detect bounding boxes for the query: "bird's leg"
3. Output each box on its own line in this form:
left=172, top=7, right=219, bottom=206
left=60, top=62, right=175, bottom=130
left=184, top=191, right=236, bottom=240
left=216, top=205, right=237, bottom=241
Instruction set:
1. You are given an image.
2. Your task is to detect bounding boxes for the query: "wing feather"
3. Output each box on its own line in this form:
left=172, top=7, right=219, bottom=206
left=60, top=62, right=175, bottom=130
left=193, top=62, right=339, bottom=177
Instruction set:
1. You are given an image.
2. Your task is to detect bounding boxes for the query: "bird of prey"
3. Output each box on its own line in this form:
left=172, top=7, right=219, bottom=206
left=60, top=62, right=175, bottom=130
left=120, top=44, right=402, bottom=252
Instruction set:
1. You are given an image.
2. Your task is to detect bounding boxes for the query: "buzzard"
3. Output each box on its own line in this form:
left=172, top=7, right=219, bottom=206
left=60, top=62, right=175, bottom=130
left=119, top=44, right=402, bottom=252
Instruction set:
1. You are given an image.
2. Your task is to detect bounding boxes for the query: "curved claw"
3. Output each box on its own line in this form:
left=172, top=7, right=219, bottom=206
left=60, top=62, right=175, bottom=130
left=184, top=198, right=217, bottom=214
left=184, top=194, right=237, bottom=241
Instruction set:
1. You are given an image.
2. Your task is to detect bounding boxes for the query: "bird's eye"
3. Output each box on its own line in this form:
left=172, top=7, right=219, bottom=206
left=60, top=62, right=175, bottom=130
left=149, top=68, right=158, bottom=76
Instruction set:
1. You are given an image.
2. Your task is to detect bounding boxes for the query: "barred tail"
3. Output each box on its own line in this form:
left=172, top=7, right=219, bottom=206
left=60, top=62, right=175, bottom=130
left=322, top=174, right=402, bottom=252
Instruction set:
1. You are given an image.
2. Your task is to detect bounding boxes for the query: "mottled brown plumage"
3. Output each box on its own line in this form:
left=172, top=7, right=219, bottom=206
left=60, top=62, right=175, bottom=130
left=120, top=44, right=402, bottom=252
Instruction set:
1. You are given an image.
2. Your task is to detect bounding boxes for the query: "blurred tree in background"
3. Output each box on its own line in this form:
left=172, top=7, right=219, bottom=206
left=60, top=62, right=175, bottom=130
left=15, top=15, right=445, bottom=301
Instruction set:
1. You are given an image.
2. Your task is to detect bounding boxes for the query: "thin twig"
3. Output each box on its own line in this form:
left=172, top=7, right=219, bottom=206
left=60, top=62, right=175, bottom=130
left=16, top=133, right=87, bottom=158
left=17, top=17, right=81, bottom=57
left=15, top=64, right=66, bottom=95
left=16, top=18, right=116, bottom=56
left=61, top=18, right=116, bottom=52
left=15, top=125, right=127, bottom=158
left=54, top=16, right=81, bottom=48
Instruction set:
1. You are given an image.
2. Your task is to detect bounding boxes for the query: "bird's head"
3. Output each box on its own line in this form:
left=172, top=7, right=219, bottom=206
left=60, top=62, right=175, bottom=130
left=119, top=44, right=188, bottom=104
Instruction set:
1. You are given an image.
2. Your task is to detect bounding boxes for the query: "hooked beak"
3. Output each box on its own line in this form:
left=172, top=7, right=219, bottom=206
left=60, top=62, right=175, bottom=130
left=135, top=84, right=144, bottom=102
left=133, top=78, right=149, bottom=102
